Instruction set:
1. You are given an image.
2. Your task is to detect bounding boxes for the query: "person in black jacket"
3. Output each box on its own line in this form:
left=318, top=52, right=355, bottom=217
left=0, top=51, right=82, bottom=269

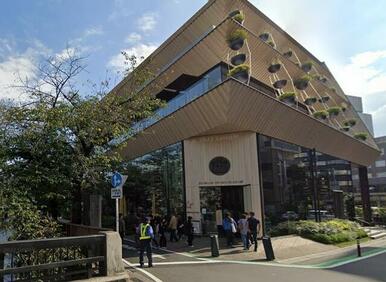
left=185, top=216, right=194, bottom=247
left=247, top=211, right=260, bottom=252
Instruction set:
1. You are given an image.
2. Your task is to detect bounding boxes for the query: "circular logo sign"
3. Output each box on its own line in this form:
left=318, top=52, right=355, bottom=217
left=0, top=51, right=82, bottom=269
left=209, top=157, right=231, bottom=176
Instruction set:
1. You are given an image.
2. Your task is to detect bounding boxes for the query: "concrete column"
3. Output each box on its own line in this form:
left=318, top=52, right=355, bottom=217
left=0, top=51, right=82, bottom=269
left=89, top=194, right=102, bottom=227
left=359, top=166, right=372, bottom=223
left=100, top=231, right=125, bottom=276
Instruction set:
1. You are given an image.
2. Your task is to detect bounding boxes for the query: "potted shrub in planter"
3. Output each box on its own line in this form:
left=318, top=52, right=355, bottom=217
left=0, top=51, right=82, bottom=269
left=341, top=126, right=350, bottom=132
left=354, top=132, right=368, bottom=141
left=327, top=106, right=341, bottom=116
left=313, top=110, right=328, bottom=120
left=304, top=97, right=317, bottom=105
left=330, top=87, right=337, bottom=93
left=231, top=53, right=246, bottom=66
left=343, top=119, right=357, bottom=127
left=227, top=29, right=248, bottom=51
left=294, top=74, right=313, bottom=90
left=318, top=75, right=328, bottom=83
left=259, top=32, right=270, bottom=42
left=228, top=64, right=249, bottom=83
left=319, top=95, right=330, bottom=103
left=341, top=102, right=348, bottom=112
left=279, top=92, right=296, bottom=105
left=273, top=79, right=287, bottom=89
left=229, top=10, right=245, bottom=24
left=283, top=49, right=293, bottom=58
left=267, top=40, right=276, bottom=48
left=301, top=60, right=314, bottom=72
left=268, top=60, right=281, bottom=73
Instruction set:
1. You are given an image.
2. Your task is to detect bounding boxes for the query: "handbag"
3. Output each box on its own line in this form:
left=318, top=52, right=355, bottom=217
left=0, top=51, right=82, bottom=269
left=231, top=221, right=237, bottom=233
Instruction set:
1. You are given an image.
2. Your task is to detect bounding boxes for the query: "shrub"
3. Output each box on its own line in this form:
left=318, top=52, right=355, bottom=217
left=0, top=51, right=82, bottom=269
left=313, top=110, right=328, bottom=119
left=227, top=64, right=250, bottom=76
left=327, top=106, right=341, bottom=116
left=269, top=219, right=367, bottom=244
left=227, top=29, right=248, bottom=43
left=232, top=11, right=245, bottom=23
left=354, top=132, right=368, bottom=141
left=279, top=92, right=296, bottom=101
left=344, top=119, right=357, bottom=127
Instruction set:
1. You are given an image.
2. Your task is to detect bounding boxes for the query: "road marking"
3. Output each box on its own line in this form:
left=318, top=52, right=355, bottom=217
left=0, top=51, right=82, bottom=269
left=122, top=245, right=166, bottom=259
left=122, top=258, right=163, bottom=282
left=123, top=239, right=386, bottom=270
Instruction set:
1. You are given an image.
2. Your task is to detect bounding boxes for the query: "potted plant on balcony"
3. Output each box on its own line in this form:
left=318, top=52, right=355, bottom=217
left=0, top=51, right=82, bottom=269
left=231, top=53, right=247, bottom=66
left=259, top=31, right=271, bottom=42
left=318, top=75, right=328, bottom=83
left=343, top=119, right=357, bottom=127
left=267, top=40, right=276, bottom=48
left=229, top=10, right=245, bottom=24
left=279, top=92, right=296, bottom=105
left=313, top=110, right=328, bottom=120
left=294, top=74, right=313, bottom=90
left=304, top=97, right=317, bottom=105
left=268, top=60, right=281, bottom=73
left=330, top=87, right=337, bottom=93
left=340, top=102, right=348, bottom=112
left=283, top=49, right=293, bottom=58
left=327, top=106, right=341, bottom=117
left=341, top=126, right=350, bottom=132
left=319, top=95, right=330, bottom=103
left=228, top=64, right=249, bottom=83
left=354, top=132, right=368, bottom=141
left=227, top=29, right=248, bottom=51
left=301, top=60, right=314, bottom=73
left=273, top=79, right=287, bottom=89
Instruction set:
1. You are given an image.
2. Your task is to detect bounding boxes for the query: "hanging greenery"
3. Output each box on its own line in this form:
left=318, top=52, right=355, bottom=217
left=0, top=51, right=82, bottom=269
left=313, top=110, right=328, bottom=120
left=354, top=132, right=368, bottom=141
left=343, top=119, right=357, bottom=127
left=327, top=107, right=342, bottom=116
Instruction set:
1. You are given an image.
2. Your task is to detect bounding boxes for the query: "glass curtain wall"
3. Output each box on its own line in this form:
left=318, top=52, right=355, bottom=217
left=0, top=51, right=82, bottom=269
left=123, top=142, right=184, bottom=219
left=258, top=135, right=350, bottom=233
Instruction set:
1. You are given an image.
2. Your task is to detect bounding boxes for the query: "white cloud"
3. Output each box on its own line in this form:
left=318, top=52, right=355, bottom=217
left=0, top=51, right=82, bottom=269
left=107, top=43, right=158, bottom=73
left=84, top=26, right=104, bottom=37
left=0, top=40, right=50, bottom=101
left=125, top=32, right=142, bottom=44
left=137, top=13, right=157, bottom=32
left=330, top=50, right=386, bottom=97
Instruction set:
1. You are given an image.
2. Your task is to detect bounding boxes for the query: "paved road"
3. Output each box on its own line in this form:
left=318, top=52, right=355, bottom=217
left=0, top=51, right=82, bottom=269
left=125, top=250, right=386, bottom=282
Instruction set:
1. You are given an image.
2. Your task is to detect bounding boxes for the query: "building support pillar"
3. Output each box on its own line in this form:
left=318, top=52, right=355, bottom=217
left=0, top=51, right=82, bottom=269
left=359, top=166, right=372, bottom=223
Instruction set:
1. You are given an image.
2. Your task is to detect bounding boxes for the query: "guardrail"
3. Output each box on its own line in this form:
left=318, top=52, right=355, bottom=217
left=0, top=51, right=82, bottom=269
left=0, top=234, right=107, bottom=281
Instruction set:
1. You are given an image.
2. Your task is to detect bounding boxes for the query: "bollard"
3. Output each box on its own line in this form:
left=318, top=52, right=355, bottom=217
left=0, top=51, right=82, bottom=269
left=210, top=234, right=220, bottom=257
left=357, top=238, right=362, bottom=257
left=262, top=236, right=275, bottom=261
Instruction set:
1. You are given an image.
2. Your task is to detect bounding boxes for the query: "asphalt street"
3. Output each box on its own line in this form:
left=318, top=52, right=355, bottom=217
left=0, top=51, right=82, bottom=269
left=123, top=246, right=386, bottom=282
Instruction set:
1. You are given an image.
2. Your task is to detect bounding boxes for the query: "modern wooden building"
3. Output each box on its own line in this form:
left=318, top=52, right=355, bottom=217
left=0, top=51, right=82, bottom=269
left=114, top=0, right=379, bottom=233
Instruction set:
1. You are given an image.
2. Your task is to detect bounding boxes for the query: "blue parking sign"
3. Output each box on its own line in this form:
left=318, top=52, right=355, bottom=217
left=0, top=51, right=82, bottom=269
left=111, top=172, right=123, bottom=188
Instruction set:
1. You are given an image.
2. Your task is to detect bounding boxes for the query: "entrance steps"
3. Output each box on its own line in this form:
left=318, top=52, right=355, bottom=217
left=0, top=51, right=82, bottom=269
left=363, top=226, right=386, bottom=239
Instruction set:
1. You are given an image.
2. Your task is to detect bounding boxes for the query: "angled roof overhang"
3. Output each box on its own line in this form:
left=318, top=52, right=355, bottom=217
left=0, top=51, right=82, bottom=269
left=116, top=79, right=379, bottom=166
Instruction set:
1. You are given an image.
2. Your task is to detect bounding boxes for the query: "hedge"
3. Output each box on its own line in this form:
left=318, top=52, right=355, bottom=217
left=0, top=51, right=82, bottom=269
left=270, top=219, right=367, bottom=244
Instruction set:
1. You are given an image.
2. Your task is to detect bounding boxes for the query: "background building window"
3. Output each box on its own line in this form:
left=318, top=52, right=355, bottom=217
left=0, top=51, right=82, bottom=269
left=375, top=160, right=386, bottom=167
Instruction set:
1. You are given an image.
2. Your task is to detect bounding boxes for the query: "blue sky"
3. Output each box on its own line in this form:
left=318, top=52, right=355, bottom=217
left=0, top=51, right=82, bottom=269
left=1, top=0, right=386, bottom=136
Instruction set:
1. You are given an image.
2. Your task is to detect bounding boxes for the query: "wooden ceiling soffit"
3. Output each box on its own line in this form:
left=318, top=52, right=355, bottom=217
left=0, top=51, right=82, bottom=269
left=116, top=79, right=379, bottom=166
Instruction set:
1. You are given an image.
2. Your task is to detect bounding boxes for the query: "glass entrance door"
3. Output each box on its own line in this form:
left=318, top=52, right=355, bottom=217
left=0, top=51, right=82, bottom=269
left=200, top=186, right=245, bottom=234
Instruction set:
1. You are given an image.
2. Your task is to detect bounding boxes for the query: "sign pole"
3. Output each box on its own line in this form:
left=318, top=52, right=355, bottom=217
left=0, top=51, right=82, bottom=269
left=116, top=198, right=119, bottom=233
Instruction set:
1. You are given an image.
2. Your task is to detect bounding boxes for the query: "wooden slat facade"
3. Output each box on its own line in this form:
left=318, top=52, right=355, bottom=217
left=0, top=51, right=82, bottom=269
left=116, top=79, right=379, bottom=166
left=112, top=0, right=379, bottom=166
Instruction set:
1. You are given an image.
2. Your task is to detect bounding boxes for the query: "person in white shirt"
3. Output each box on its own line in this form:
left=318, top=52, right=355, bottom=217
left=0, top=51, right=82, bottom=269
left=238, top=213, right=250, bottom=250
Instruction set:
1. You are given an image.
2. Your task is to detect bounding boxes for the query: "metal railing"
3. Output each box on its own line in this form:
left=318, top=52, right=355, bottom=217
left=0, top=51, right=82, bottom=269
left=0, top=235, right=106, bottom=281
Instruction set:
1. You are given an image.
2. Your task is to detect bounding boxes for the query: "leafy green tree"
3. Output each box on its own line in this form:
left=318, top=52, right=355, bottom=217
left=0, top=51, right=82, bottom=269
left=0, top=49, right=162, bottom=231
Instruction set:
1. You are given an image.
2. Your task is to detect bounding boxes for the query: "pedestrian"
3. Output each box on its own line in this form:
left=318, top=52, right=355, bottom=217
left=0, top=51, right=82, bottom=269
left=159, top=217, right=168, bottom=248
left=177, top=215, right=185, bottom=240
left=137, top=217, right=154, bottom=268
left=149, top=215, right=159, bottom=248
left=222, top=212, right=237, bottom=247
left=185, top=216, right=194, bottom=247
left=238, top=213, right=249, bottom=250
left=169, top=213, right=179, bottom=242
left=215, top=206, right=223, bottom=236
left=248, top=211, right=260, bottom=252
left=119, top=213, right=125, bottom=239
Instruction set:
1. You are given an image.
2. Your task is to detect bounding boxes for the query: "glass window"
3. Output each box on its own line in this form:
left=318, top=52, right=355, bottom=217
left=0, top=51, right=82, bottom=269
left=381, top=148, right=384, bottom=156
left=376, top=172, right=386, bottom=178
left=375, top=160, right=386, bottom=167
left=123, top=142, right=184, bottom=222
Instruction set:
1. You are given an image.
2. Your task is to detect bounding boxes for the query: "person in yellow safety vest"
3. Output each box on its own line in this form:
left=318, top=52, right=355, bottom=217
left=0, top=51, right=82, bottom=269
left=137, top=217, right=154, bottom=268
